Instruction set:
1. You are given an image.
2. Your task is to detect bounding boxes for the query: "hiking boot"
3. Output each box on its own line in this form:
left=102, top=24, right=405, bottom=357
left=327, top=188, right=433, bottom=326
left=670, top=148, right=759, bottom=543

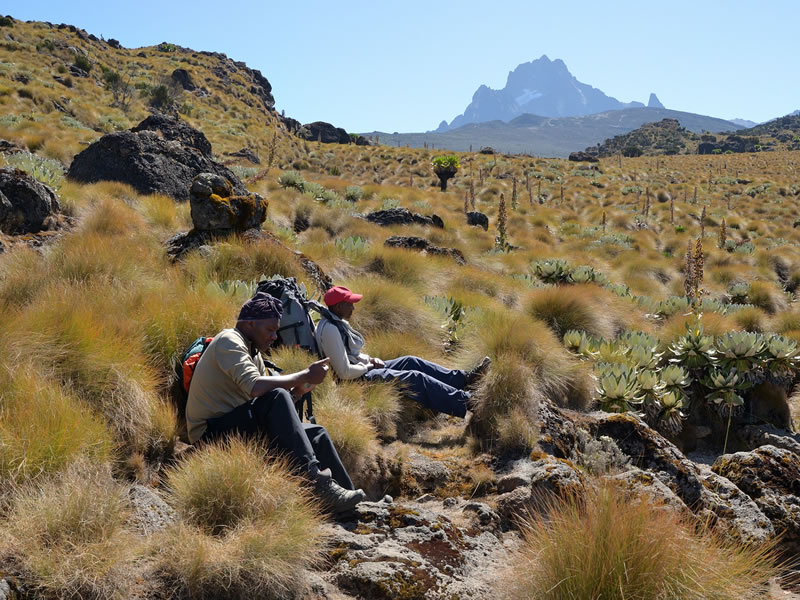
left=465, top=356, right=491, bottom=389
left=312, top=468, right=365, bottom=514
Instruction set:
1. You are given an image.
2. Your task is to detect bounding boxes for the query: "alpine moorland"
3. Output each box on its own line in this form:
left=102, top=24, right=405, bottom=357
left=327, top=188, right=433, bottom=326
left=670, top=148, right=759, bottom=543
left=1, top=15, right=800, bottom=600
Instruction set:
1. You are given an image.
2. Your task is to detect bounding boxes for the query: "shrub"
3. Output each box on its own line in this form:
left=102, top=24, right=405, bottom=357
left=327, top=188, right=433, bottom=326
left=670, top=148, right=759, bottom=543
left=344, top=185, right=364, bottom=202
left=72, top=52, right=91, bottom=73
left=277, top=170, right=306, bottom=191
left=156, top=438, right=325, bottom=598
left=2, top=461, right=136, bottom=599
left=4, top=150, right=66, bottom=191
left=503, top=482, right=777, bottom=600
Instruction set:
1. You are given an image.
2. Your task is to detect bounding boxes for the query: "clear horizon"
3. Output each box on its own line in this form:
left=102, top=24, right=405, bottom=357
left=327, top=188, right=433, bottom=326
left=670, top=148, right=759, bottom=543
left=3, top=1, right=798, bottom=133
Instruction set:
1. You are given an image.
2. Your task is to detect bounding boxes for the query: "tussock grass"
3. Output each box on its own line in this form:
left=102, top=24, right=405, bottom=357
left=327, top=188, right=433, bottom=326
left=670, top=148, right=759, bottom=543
left=157, top=438, right=325, bottom=599
left=183, top=234, right=305, bottom=285
left=0, top=366, right=113, bottom=485
left=524, top=284, right=621, bottom=340
left=364, top=245, right=437, bottom=287
left=1, top=460, right=136, bottom=599
left=503, top=482, right=778, bottom=600
left=730, top=305, right=770, bottom=333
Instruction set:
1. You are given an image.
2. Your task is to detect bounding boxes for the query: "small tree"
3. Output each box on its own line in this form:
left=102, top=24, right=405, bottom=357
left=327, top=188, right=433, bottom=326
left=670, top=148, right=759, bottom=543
left=432, top=155, right=460, bottom=192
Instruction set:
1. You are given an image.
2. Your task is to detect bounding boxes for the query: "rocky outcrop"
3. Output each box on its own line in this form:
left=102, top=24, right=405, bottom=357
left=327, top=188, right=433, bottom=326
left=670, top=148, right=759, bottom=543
left=68, top=115, right=246, bottom=201
left=328, top=500, right=508, bottom=600
left=226, top=147, right=260, bottom=164
left=364, top=208, right=444, bottom=229
left=586, top=412, right=774, bottom=543
left=189, top=172, right=267, bottom=232
left=466, top=211, right=489, bottom=231
left=384, top=236, right=465, bottom=264
left=170, top=68, right=195, bottom=91
left=712, top=445, right=800, bottom=554
left=495, top=456, right=587, bottom=527
left=299, top=121, right=351, bottom=144
left=0, top=167, right=61, bottom=234
left=568, top=151, right=599, bottom=162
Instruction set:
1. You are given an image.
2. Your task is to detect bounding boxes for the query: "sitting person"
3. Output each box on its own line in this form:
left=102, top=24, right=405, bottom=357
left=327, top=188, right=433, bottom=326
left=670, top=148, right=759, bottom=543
left=186, top=291, right=365, bottom=514
left=315, top=285, right=490, bottom=418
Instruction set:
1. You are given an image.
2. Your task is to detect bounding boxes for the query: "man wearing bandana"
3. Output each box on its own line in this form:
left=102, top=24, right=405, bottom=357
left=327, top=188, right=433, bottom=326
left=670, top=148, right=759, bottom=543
left=186, top=291, right=365, bottom=514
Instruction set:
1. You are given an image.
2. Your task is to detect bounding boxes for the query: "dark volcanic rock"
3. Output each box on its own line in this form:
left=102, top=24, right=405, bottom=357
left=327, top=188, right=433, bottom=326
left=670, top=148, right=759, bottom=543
left=568, top=151, right=599, bottom=162
left=466, top=211, right=488, bottom=230
left=712, top=445, right=800, bottom=554
left=364, top=208, right=444, bottom=229
left=329, top=500, right=507, bottom=600
left=299, top=121, right=350, bottom=144
left=189, top=172, right=267, bottom=232
left=68, top=116, right=246, bottom=201
left=226, top=147, right=260, bottom=164
left=170, top=68, right=195, bottom=91
left=0, top=167, right=60, bottom=234
left=107, top=38, right=121, bottom=49
left=384, top=236, right=465, bottom=264
left=131, top=113, right=211, bottom=155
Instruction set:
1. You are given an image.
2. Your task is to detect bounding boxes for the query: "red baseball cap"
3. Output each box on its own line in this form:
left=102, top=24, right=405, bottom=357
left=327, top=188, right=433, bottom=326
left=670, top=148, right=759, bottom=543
left=324, top=285, right=363, bottom=307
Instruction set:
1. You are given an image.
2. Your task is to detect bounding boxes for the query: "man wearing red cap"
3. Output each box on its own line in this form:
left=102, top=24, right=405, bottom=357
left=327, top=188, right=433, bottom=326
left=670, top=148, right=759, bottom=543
left=186, top=291, right=365, bottom=514
left=316, top=286, right=490, bottom=418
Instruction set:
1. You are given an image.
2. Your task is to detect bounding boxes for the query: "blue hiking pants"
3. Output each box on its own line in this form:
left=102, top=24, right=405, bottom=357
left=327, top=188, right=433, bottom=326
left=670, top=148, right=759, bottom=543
left=363, top=355, right=470, bottom=418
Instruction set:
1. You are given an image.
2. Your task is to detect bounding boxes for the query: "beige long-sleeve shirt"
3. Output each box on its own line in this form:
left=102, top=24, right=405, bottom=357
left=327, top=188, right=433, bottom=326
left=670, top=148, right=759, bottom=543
left=315, top=316, right=372, bottom=380
left=186, top=327, right=265, bottom=443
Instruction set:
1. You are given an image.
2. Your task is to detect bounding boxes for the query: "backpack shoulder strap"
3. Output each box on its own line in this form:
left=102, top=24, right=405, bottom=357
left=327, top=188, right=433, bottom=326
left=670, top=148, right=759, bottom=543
left=310, top=303, right=352, bottom=355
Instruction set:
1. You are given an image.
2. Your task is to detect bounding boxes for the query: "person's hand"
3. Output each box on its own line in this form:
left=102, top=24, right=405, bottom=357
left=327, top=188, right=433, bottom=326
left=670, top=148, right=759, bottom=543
left=306, top=357, right=330, bottom=384
left=370, top=357, right=385, bottom=369
left=291, top=382, right=316, bottom=398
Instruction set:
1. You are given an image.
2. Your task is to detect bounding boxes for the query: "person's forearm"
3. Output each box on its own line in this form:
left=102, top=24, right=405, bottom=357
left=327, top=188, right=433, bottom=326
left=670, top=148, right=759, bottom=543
left=250, top=371, right=308, bottom=398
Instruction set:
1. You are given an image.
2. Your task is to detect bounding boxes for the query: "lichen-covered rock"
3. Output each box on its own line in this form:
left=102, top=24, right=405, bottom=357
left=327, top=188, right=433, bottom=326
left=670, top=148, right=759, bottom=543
left=68, top=115, right=246, bottom=201
left=364, top=207, right=444, bottom=229
left=605, top=468, right=686, bottom=512
left=328, top=500, right=508, bottom=600
left=384, top=236, right=465, bottom=264
left=406, top=451, right=451, bottom=492
left=495, top=456, right=587, bottom=527
left=587, top=412, right=773, bottom=543
left=466, top=211, right=489, bottom=230
left=189, top=172, right=267, bottom=232
left=712, top=445, right=800, bottom=554
left=534, top=399, right=579, bottom=459
left=0, top=167, right=60, bottom=234
left=128, top=484, right=176, bottom=535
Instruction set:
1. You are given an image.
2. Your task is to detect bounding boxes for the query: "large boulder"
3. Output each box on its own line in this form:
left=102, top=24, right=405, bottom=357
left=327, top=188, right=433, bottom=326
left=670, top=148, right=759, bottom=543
left=384, top=236, right=465, bottom=264
left=170, top=68, right=195, bottom=91
left=299, top=121, right=351, bottom=144
left=466, top=211, right=488, bottom=230
left=68, top=115, right=246, bottom=201
left=0, top=167, right=60, bottom=234
left=364, top=207, right=444, bottom=229
left=712, top=445, right=800, bottom=555
left=189, top=172, right=267, bottom=232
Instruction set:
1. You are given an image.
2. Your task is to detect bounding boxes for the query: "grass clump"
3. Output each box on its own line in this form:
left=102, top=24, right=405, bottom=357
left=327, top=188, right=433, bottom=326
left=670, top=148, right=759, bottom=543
left=0, top=367, right=113, bottom=485
left=503, top=482, right=778, bottom=600
left=1, top=461, right=136, bottom=599
left=156, top=438, right=325, bottom=599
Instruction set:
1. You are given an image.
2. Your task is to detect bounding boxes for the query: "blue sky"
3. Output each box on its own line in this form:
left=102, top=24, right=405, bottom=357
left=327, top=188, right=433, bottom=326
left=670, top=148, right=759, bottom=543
left=5, top=1, right=798, bottom=132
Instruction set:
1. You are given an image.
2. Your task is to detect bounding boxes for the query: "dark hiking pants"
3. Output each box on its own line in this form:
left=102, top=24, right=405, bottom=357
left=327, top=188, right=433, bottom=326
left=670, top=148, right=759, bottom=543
left=363, top=355, right=470, bottom=418
left=200, top=388, right=354, bottom=490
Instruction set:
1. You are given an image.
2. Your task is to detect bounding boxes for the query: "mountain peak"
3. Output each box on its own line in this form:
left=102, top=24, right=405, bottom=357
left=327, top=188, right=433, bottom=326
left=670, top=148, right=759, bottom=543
left=444, top=57, right=643, bottom=131
left=648, top=93, right=665, bottom=109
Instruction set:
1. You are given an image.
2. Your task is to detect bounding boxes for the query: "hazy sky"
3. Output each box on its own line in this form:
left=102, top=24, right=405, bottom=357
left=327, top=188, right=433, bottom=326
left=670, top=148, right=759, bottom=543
left=4, top=1, right=798, bottom=132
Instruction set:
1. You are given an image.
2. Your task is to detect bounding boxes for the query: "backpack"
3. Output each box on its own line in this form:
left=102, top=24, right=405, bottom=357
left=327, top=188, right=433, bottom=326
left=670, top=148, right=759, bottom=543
left=255, top=276, right=352, bottom=356
left=179, top=336, right=214, bottom=395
